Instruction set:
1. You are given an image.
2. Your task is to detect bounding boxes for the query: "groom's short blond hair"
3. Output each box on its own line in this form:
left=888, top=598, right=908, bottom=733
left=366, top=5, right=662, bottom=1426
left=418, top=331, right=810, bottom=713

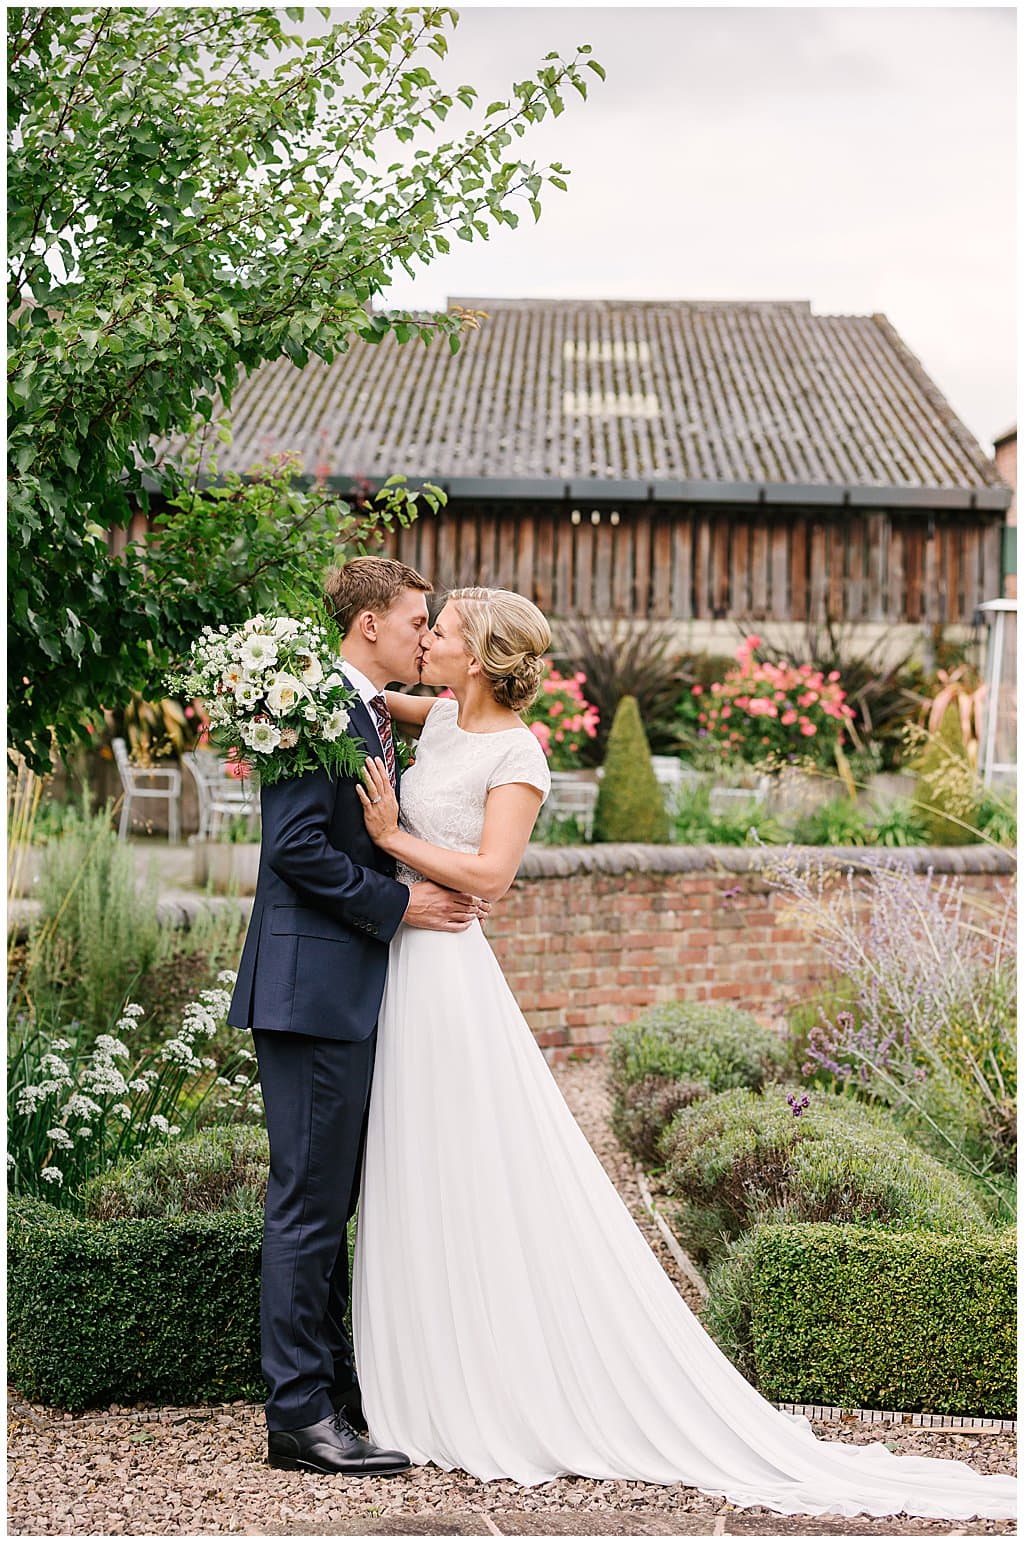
left=324, top=556, right=431, bottom=637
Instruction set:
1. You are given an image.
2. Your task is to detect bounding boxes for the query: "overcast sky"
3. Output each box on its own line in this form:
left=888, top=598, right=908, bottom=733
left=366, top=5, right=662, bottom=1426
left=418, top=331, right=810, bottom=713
left=324, top=4, right=1015, bottom=451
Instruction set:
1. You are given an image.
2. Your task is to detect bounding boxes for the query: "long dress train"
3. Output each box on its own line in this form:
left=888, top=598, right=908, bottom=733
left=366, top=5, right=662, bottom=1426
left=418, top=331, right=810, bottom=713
left=352, top=699, right=1016, bottom=1520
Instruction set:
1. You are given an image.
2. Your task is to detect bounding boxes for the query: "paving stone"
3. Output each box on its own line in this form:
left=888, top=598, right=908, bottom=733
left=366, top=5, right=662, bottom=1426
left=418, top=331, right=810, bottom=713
left=495, top=1511, right=718, bottom=1535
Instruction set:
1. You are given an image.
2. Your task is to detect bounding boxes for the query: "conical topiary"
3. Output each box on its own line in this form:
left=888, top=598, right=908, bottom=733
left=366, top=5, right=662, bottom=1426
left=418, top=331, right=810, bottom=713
left=593, top=695, right=670, bottom=843
left=910, top=700, right=978, bottom=845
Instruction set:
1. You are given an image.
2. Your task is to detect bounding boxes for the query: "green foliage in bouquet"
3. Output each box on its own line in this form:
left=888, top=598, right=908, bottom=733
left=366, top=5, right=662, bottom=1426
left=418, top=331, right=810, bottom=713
left=592, top=696, right=669, bottom=844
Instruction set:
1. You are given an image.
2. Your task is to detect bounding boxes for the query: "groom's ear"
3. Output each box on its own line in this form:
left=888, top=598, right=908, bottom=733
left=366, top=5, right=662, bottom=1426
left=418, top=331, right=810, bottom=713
left=355, top=609, right=379, bottom=642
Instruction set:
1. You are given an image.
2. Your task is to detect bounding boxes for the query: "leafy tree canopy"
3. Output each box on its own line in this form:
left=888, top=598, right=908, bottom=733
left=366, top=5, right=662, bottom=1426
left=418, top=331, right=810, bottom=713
left=7, top=6, right=603, bottom=770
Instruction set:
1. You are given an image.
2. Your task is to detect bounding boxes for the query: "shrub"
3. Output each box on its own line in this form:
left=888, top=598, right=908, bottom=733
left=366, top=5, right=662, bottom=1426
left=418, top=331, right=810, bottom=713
left=8, top=1197, right=264, bottom=1410
left=555, top=618, right=692, bottom=761
left=671, top=783, right=788, bottom=847
left=697, top=633, right=856, bottom=772
left=7, top=975, right=261, bottom=1208
left=609, top=1000, right=791, bottom=1098
left=704, top=1223, right=1015, bottom=1418
left=661, top=1086, right=988, bottom=1266
left=909, top=702, right=977, bottom=844
left=592, top=695, right=669, bottom=843
left=608, top=1001, right=791, bottom=1166
left=83, top=1124, right=269, bottom=1220
left=790, top=797, right=873, bottom=847
left=867, top=798, right=931, bottom=848
left=764, top=850, right=1017, bottom=1218
left=26, top=798, right=164, bottom=1034
left=522, top=663, right=600, bottom=770
left=975, top=783, right=1017, bottom=847
left=611, top=1075, right=708, bottom=1169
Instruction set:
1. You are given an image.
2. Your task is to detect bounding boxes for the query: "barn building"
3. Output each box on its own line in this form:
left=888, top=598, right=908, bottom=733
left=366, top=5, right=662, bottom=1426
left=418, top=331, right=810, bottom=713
left=158, top=298, right=1013, bottom=655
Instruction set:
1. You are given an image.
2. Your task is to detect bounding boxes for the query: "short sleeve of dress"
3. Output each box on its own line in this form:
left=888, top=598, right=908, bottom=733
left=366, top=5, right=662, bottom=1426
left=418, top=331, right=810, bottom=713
left=486, top=729, right=552, bottom=802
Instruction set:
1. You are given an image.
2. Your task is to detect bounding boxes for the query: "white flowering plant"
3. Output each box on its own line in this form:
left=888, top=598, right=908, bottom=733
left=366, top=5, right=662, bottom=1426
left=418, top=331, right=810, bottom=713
left=166, top=615, right=367, bottom=785
left=7, top=972, right=263, bottom=1208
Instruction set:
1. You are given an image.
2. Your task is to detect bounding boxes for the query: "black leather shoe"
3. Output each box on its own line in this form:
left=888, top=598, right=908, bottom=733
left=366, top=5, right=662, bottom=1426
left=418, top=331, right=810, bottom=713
left=267, top=1411, right=410, bottom=1475
left=331, top=1382, right=366, bottom=1432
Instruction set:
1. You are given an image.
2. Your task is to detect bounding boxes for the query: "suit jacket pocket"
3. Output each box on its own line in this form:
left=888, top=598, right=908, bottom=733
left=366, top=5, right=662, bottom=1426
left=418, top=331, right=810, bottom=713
left=269, top=904, right=353, bottom=942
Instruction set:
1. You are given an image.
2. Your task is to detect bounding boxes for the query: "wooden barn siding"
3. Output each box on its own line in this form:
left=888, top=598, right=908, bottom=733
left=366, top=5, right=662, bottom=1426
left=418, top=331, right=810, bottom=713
left=382, top=504, right=1002, bottom=624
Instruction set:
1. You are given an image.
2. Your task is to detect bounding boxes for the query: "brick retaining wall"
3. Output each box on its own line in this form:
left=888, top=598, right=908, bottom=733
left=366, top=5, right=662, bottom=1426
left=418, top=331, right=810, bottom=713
left=480, top=845, right=1016, bottom=1063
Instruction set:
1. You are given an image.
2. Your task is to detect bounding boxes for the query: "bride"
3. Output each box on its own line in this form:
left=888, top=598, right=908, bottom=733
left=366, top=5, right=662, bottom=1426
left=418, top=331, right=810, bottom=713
left=351, top=585, right=1016, bottom=1521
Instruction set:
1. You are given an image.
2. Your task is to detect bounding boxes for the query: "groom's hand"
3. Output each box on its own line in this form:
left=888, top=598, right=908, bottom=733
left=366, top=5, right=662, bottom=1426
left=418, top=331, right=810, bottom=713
left=404, top=881, right=490, bottom=932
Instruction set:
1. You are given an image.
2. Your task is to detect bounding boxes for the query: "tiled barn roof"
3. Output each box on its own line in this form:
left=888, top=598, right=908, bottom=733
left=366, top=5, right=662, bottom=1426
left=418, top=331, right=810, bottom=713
left=158, top=299, right=1008, bottom=503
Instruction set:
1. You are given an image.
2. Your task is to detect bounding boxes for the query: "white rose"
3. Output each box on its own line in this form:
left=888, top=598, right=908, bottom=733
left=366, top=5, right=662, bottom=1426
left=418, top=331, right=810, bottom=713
left=303, top=703, right=317, bottom=721
left=322, top=708, right=351, bottom=741
left=265, top=673, right=308, bottom=714
left=271, top=617, right=301, bottom=639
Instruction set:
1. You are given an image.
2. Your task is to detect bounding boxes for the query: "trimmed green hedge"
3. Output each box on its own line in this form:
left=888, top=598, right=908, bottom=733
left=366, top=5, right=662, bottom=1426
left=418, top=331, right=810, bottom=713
left=662, top=1087, right=988, bottom=1266
left=704, top=1223, right=1016, bottom=1418
left=9, top=1126, right=364, bottom=1411
left=607, top=1001, right=791, bottom=1164
left=8, top=1197, right=263, bottom=1410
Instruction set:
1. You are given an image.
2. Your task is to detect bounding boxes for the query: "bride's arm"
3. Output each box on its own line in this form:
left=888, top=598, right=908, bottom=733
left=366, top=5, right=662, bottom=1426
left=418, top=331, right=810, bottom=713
left=357, top=756, right=543, bottom=902
left=383, top=690, right=435, bottom=728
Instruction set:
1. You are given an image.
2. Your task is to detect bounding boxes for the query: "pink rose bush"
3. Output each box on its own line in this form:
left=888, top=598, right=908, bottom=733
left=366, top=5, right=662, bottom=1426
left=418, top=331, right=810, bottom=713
left=693, top=635, right=855, bottom=768
left=523, top=663, right=600, bottom=771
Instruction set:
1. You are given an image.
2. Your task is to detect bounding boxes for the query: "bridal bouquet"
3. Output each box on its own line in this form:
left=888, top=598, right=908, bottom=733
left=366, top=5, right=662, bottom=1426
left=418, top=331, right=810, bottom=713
left=167, top=616, right=367, bottom=785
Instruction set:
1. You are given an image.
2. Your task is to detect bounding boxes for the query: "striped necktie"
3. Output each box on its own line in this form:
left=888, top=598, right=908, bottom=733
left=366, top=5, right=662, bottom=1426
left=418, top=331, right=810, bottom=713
left=369, top=694, right=397, bottom=790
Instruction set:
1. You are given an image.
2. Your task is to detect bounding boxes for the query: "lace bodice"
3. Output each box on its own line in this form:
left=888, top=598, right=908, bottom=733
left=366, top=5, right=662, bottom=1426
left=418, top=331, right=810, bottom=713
left=394, top=698, right=551, bottom=885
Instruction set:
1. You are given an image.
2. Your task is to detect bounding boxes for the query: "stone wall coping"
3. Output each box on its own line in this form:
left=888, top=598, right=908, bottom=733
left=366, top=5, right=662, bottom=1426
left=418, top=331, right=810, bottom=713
left=516, top=843, right=1017, bottom=879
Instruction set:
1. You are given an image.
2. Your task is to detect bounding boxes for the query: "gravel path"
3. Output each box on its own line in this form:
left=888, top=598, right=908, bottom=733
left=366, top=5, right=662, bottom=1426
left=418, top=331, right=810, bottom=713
left=7, top=1056, right=1016, bottom=1538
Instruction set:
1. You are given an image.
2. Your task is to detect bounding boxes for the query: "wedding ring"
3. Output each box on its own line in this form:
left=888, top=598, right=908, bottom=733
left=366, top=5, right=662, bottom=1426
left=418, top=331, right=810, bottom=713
left=371, top=796, right=382, bottom=804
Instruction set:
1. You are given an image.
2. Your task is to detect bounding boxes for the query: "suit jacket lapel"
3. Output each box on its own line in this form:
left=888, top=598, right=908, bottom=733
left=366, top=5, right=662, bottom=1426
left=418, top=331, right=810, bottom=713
left=346, top=694, right=383, bottom=764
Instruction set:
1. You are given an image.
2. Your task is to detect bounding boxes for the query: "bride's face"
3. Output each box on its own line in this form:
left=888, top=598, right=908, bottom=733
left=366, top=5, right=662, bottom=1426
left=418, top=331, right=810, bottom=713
left=419, top=601, right=471, bottom=689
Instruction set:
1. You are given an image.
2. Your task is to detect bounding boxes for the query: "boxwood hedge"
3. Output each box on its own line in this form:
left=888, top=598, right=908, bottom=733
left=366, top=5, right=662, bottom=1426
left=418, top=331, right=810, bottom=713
left=704, top=1223, right=1016, bottom=1418
left=8, top=1196, right=264, bottom=1411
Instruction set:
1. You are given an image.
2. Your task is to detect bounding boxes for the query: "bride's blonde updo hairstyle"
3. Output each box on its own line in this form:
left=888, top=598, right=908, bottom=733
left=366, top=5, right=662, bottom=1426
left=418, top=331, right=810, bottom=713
left=446, top=588, right=552, bottom=712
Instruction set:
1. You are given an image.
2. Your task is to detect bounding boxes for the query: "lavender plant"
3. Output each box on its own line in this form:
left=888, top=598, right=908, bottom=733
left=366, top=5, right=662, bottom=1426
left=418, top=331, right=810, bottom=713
left=763, top=849, right=1016, bottom=1216
left=7, top=971, right=261, bottom=1210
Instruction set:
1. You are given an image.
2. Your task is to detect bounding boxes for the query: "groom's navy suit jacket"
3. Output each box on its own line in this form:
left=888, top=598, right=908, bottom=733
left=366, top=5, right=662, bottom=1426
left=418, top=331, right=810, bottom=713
left=227, top=693, right=410, bottom=1042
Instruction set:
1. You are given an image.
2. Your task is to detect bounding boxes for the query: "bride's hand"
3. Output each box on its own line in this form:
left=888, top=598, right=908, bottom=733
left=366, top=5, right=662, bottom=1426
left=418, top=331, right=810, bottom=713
left=356, top=757, right=400, bottom=846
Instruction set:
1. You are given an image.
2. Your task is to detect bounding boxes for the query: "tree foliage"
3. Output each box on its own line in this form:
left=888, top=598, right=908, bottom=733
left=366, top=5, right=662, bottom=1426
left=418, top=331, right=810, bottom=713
left=7, top=6, right=603, bottom=769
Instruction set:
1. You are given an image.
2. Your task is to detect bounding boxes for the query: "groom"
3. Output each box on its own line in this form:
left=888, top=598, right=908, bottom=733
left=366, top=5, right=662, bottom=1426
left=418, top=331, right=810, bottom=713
left=228, top=556, right=487, bottom=1476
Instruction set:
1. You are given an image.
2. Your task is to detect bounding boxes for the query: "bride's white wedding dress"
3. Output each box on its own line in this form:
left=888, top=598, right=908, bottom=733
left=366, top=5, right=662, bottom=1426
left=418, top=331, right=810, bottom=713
left=352, top=698, right=1015, bottom=1520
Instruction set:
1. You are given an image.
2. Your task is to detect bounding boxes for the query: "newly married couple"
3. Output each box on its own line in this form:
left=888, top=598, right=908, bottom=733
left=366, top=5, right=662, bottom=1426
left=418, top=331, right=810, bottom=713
left=228, top=557, right=1014, bottom=1522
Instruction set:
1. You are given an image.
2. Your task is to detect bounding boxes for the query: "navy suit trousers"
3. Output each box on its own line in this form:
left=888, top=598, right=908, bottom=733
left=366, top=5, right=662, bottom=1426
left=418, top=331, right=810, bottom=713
left=253, top=1028, right=376, bottom=1432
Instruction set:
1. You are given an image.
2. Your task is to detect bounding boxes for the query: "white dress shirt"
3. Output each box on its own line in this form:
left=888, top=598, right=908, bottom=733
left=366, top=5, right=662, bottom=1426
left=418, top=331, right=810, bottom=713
left=338, top=657, right=412, bottom=905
